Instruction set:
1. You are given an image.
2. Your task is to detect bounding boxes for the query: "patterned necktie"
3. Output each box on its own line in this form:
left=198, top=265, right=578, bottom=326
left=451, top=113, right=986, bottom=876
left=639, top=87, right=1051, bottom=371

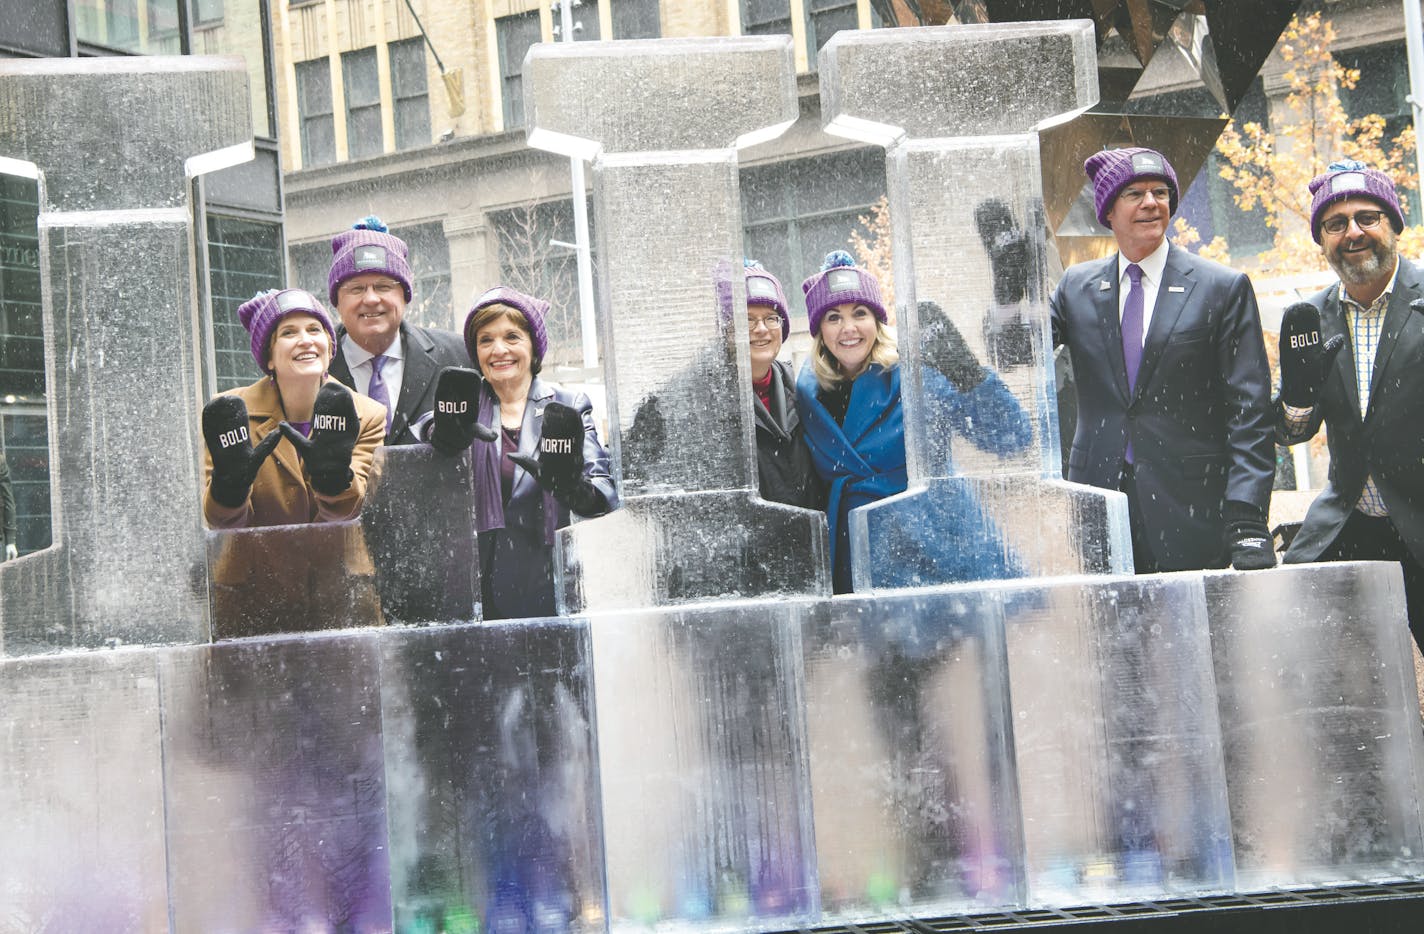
left=368, top=354, right=392, bottom=432
left=1121, top=263, right=1144, bottom=463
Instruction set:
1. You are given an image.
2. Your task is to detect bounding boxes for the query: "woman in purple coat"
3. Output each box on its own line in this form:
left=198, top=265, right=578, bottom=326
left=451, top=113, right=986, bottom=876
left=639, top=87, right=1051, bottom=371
left=463, top=286, right=618, bottom=620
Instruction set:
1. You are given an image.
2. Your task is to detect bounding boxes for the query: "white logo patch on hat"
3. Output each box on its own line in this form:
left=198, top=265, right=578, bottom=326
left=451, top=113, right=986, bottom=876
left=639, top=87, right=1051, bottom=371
left=747, top=278, right=778, bottom=302
left=354, top=245, right=388, bottom=269
left=1131, top=152, right=1164, bottom=173
left=827, top=269, right=861, bottom=293
left=275, top=289, right=313, bottom=312
left=1331, top=172, right=1367, bottom=194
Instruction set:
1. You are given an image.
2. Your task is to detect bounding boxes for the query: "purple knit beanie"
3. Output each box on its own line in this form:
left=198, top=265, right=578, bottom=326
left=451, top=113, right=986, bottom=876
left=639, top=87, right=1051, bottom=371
left=464, top=285, right=550, bottom=365
left=327, top=216, right=414, bottom=305
left=745, top=262, right=791, bottom=341
left=1085, top=147, right=1179, bottom=227
left=801, top=250, right=886, bottom=337
left=237, top=288, right=337, bottom=372
left=1308, top=160, right=1404, bottom=244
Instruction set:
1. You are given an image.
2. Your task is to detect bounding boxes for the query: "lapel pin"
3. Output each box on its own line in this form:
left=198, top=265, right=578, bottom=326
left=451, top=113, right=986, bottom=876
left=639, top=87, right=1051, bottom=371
left=1099, top=280, right=1112, bottom=291
left=1168, top=285, right=1186, bottom=293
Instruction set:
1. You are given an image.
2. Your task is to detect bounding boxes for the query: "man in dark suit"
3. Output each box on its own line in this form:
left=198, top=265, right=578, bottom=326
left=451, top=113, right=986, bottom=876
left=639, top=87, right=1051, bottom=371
left=326, top=216, right=468, bottom=445
left=1275, top=161, right=1424, bottom=651
left=1051, top=147, right=1276, bottom=572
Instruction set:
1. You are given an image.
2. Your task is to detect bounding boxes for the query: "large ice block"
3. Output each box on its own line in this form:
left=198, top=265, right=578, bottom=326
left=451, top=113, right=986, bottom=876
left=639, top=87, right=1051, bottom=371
left=818, top=25, right=1133, bottom=591
left=802, top=587, right=1025, bottom=921
left=588, top=601, right=819, bottom=931
left=1203, top=562, right=1424, bottom=887
left=0, top=57, right=253, bottom=652
left=525, top=38, right=830, bottom=612
left=1002, top=573, right=1235, bottom=904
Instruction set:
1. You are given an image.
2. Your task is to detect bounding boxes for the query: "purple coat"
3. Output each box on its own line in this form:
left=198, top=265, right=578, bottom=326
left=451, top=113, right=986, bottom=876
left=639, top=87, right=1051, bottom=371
left=473, top=377, right=617, bottom=619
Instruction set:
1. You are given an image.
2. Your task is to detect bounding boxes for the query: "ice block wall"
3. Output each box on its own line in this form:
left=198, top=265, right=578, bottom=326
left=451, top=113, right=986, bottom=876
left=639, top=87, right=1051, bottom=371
left=0, top=57, right=253, bottom=652
left=816, top=24, right=1135, bottom=590
left=524, top=38, right=830, bottom=612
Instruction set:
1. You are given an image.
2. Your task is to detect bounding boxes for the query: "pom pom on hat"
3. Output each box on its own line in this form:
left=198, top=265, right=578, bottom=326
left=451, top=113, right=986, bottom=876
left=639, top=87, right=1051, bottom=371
left=327, top=215, right=414, bottom=304
left=237, top=287, right=337, bottom=372
left=801, top=250, right=886, bottom=337
left=1307, top=160, right=1404, bottom=243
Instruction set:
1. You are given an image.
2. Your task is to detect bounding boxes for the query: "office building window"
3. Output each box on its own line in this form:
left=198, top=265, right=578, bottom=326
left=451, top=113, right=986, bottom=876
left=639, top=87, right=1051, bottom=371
left=343, top=47, right=383, bottom=160
left=497, top=11, right=543, bottom=129
left=75, top=0, right=180, bottom=54
left=2, top=413, right=51, bottom=555
left=390, top=38, right=432, bottom=151
left=207, top=215, right=284, bottom=391
left=492, top=198, right=596, bottom=368
left=740, top=147, right=886, bottom=320
left=296, top=57, right=336, bottom=167
left=557, top=0, right=601, bottom=40
left=613, top=0, right=660, bottom=39
left=194, top=0, right=224, bottom=27
left=805, top=0, right=863, bottom=53
left=743, top=0, right=791, bottom=36
left=0, top=176, right=44, bottom=402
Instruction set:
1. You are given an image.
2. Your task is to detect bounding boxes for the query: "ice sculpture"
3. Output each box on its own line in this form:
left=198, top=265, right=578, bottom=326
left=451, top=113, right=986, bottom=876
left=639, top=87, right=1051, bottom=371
left=523, top=37, right=831, bottom=612
left=816, top=24, right=1135, bottom=590
left=0, top=57, right=253, bottom=652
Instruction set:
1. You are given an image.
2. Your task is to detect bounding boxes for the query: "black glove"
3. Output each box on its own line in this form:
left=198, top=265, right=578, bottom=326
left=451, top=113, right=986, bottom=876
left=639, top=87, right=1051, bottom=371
left=280, top=382, right=361, bottom=496
left=1278, top=301, right=1344, bottom=408
left=429, top=367, right=496, bottom=455
left=1223, top=500, right=1276, bottom=571
left=203, top=395, right=281, bottom=508
left=508, top=402, right=606, bottom=515
left=919, top=300, right=985, bottom=393
left=974, top=198, right=1030, bottom=306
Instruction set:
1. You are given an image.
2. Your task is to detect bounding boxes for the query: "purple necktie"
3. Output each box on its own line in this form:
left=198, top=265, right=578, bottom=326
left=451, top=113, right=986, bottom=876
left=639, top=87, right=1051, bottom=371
left=368, top=354, right=392, bottom=432
left=1121, top=263, right=1144, bottom=463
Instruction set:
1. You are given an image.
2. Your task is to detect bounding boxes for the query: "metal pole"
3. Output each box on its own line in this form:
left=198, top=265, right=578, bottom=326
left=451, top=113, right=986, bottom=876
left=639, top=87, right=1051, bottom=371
left=1404, top=0, right=1424, bottom=191
left=558, top=0, right=600, bottom=369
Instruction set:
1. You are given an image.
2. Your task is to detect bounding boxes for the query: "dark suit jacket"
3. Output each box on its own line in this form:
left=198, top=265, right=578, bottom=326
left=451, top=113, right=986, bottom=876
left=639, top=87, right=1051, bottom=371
left=1051, top=243, right=1275, bottom=570
left=329, top=321, right=467, bottom=446
left=1278, top=256, right=1424, bottom=566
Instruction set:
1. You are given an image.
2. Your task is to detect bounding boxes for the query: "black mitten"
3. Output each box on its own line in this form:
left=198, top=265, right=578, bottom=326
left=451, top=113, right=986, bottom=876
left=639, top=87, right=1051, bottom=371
left=1278, top=302, right=1344, bottom=408
left=919, top=300, right=985, bottom=393
left=508, top=402, right=606, bottom=515
left=429, top=367, right=496, bottom=455
left=203, top=395, right=281, bottom=508
left=280, top=382, right=361, bottom=496
left=974, top=198, right=1030, bottom=306
left=1223, top=500, right=1276, bottom=571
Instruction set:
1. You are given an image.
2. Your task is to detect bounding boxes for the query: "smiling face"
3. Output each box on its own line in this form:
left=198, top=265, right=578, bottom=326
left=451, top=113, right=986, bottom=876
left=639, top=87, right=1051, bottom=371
left=473, top=311, right=534, bottom=394
left=1321, top=196, right=1399, bottom=292
left=335, top=272, right=406, bottom=355
left=268, top=312, right=332, bottom=385
left=819, top=302, right=878, bottom=376
left=1105, top=179, right=1172, bottom=262
left=747, top=303, right=784, bottom=379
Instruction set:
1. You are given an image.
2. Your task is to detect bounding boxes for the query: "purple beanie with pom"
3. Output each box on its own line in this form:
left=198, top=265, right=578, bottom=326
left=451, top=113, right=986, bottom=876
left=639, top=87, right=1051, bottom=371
left=1084, top=147, right=1179, bottom=227
left=745, top=262, right=791, bottom=341
left=802, top=250, right=886, bottom=337
left=464, top=286, right=550, bottom=365
left=1308, top=160, right=1404, bottom=243
left=238, top=288, right=337, bottom=372
left=327, top=216, right=414, bottom=304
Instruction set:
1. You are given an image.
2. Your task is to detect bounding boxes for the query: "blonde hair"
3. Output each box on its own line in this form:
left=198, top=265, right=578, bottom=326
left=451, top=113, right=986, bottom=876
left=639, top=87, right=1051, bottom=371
left=811, top=320, right=899, bottom=392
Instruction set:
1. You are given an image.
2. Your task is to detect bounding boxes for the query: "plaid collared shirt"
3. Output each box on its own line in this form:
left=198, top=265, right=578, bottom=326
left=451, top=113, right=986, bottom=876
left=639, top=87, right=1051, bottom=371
left=1282, top=285, right=1390, bottom=517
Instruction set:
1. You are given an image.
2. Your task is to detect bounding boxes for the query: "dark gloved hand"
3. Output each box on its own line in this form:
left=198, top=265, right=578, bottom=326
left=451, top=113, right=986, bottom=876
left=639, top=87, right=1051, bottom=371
left=1223, top=500, right=1276, bottom=571
left=508, top=402, right=605, bottom=515
left=974, top=198, right=1030, bottom=306
left=1278, top=301, right=1344, bottom=408
left=203, top=395, right=281, bottom=508
left=429, top=366, right=496, bottom=455
left=280, top=382, right=361, bottom=496
left=919, top=300, right=986, bottom=393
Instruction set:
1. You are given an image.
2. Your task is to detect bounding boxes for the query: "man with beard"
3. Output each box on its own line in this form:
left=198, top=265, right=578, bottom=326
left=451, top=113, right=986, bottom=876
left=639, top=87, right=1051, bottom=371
left=1276, top=161, right=1424, bottom=653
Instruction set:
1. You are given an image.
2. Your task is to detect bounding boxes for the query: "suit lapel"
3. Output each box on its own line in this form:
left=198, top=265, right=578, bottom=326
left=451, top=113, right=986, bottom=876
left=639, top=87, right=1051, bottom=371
left=1318, top=285, right=1363, bottom=425
left=511, top=378, right=555, bottom=501
left=1365, top=259, right=1423, bottom=425
left=328, top=330, right=354, bottom=387
left=1133, top=247, right=1196, bottom=400
left=394, top=324, right=436, bottom=438
left=1088, top=254, right=1131, bottom=403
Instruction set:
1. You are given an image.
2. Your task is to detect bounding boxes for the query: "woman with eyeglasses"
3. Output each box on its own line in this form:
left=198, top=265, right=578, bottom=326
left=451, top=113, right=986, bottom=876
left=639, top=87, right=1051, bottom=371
left=798, top=251, right=1031, bottom=593
left=744, top=261, right=823, bottom=509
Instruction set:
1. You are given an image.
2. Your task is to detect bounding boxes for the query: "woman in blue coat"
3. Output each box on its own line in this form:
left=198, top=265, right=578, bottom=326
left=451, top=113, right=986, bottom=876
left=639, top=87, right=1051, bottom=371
left=797, top=251, right=1031, bottom=593
left=462, top=286, right=618, bottom=620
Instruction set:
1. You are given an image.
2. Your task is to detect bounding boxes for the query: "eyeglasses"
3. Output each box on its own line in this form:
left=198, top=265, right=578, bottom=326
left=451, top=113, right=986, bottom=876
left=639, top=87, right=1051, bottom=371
left=1321, top=210, right=1385, bottom=235
left=1118, top=186, right=1172, bottom=206
left=748, top=314, right=783, bottom=332
left=339, top=280, right=401, bottom=300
